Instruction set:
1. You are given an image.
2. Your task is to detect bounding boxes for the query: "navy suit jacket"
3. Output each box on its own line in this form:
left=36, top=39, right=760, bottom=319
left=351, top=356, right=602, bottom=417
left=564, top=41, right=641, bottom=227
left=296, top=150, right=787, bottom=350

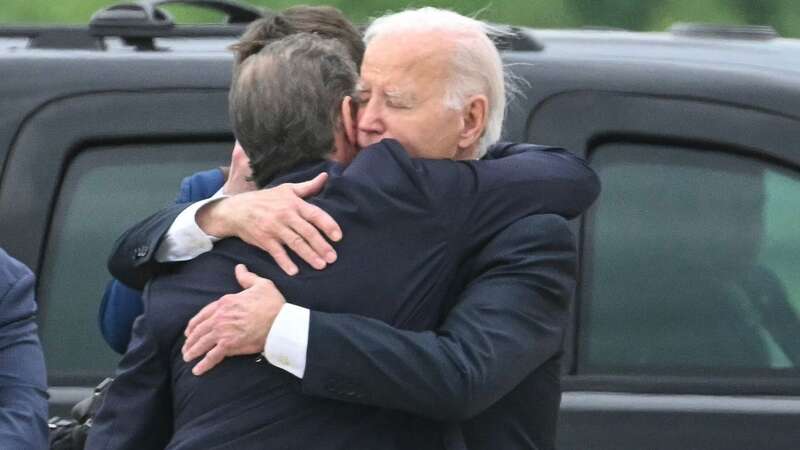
left=0, top=248, right=48, bottom=450
left=100, top=141, right=599, bottom=449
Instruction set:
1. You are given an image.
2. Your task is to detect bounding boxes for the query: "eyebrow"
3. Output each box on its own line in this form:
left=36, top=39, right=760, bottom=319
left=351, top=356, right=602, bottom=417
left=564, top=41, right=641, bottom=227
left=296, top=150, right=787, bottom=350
left=385, top=88, right=415, bottom=104
left=354, top=81, right=416, bottom=105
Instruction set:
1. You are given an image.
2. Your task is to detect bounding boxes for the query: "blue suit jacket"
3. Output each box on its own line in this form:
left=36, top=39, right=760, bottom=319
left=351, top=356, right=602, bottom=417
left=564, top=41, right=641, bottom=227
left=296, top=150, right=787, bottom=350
left=0, top=248, right=48, bottom=450
left=90, top=140, right=597, bottom=450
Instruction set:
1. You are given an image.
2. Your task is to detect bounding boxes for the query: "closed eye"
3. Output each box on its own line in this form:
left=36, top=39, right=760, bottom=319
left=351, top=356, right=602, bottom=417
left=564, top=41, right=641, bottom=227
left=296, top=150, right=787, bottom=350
left=352, top=92, right=370, bottom=105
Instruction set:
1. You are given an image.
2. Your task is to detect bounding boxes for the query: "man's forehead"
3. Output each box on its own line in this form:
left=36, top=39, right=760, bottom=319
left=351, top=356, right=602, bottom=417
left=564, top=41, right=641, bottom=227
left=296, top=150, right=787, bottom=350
left=364, top=32, right=454, bottom=71
left=361, top=45, right=452, bottom=94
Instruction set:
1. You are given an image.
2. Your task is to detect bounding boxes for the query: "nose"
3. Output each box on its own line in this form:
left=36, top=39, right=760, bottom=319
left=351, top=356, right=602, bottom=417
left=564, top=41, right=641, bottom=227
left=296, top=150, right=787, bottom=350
left=357, top=96, right=385, bottom=141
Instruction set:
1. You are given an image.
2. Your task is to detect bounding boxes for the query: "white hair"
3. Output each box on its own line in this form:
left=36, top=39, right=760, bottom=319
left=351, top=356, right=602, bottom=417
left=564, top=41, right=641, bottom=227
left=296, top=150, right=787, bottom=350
left=365, top=7, right=508, bottom=158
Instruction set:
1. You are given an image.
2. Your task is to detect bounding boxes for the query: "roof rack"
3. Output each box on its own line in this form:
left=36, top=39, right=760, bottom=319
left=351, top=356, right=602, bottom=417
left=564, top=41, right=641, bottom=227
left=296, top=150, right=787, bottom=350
left=5, top=3, right=544, bottom=53
left=0, top=26, right=105, bottom=50
left=89, top=0, right=262, bottom=50
left=0, top=0, right=263, bottom=51
left=669, top=23, right=779, bottom=41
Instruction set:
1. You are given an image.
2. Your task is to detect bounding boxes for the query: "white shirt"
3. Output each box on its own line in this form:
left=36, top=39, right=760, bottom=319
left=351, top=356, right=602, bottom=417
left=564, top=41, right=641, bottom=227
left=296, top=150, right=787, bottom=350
left=155, top=191, right=309, bottom=378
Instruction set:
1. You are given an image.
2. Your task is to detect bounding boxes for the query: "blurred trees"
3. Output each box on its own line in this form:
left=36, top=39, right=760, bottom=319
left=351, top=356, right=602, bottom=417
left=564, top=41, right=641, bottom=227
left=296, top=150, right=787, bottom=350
left=2, top=0, right=798, bottom=37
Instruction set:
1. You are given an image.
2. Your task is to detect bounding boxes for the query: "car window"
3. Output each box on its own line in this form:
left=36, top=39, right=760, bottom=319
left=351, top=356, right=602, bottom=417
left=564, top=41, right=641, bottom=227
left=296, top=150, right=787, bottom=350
left=38, top=142, right=229, bottom=384
left=580, top=142, right=800, bottom=375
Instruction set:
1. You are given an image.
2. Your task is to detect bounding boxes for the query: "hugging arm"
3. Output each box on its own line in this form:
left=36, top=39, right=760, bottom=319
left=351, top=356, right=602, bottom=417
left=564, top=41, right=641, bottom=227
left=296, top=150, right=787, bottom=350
left=108, top=143, right=596, bottom=291
left=107, top=203, right=192, bottom=290
left=480, top=143, right=599, bottom=220
left=301, top=214, right=576, bottom=420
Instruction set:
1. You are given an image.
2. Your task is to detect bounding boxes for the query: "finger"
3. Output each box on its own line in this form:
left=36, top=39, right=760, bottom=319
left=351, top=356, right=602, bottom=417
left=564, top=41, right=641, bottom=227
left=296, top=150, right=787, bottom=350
left=183, top=310, right=218, bottom=355
left=278, top=227, right=326, bottom=270
left=234, top=264, right=261, bottom=289
left=183, top=329, right=219, bottom=362
left=289, top=215, right=337, bottom=264
left=191, top=344, right=227, bottom=376
left=263, top=240, right=299, bottom=276
left=185, top=301, right=219, bottom=338
left=291, top=172, right=328, bottom=197
left=298, top=202, right=342, bottom=243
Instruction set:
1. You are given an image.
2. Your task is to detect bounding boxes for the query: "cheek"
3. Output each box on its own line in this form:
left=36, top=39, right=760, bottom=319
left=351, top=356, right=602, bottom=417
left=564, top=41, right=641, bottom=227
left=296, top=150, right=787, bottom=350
left=355, top=106, right=366, bottom=123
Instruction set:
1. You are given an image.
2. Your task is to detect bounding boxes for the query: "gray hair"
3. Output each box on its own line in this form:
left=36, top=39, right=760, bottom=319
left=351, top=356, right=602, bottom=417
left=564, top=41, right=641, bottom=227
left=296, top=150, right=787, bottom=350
left=229, top=33, right=358, bottom=187
left=365, top=7, right=507, bottom=158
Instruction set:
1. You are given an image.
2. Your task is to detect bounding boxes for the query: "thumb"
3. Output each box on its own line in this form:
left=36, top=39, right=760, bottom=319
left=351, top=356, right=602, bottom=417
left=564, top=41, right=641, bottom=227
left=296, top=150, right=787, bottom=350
left=235, top=264, right=260, bottom=289
left=291, top=172, right=328, bottom=198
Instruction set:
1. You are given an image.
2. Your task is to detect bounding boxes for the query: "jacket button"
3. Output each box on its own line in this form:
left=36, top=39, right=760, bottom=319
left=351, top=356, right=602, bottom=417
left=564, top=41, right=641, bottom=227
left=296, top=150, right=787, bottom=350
left=134, top=246, right=149, bottom=258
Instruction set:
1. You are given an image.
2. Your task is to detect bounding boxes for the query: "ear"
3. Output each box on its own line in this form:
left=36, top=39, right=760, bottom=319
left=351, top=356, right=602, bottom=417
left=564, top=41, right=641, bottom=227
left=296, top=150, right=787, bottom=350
left=456, top=94, right=489, bottom=159
left=330, top=96, right=358, bottom=164
left=341, top=96, right=357, bottom=147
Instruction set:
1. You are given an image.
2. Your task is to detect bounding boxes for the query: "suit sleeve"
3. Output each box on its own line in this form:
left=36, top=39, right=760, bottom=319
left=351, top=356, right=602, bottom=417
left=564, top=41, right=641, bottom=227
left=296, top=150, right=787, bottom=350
left=480, top=142, right=599, bottom=220
left=107, top=202, right=193, bottom=290
left=449, top=146, right=598, bottom=250
left=0, top=260, right=48, bottom=450
left=301, top=214, right=576, bottom=421
left=85, top=310, right=173, bottom=450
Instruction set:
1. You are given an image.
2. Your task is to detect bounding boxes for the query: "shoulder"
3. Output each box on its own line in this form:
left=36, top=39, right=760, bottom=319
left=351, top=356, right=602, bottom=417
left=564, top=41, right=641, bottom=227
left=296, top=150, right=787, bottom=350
left=0, top=248, right=36, bottom=324
left=347, top=139, right=462, bottom=176
left=337, top=139, right=441, bottom=201
left=177, top=168, right=225, bottom=203
left=0, top=248, right=31, bottom=287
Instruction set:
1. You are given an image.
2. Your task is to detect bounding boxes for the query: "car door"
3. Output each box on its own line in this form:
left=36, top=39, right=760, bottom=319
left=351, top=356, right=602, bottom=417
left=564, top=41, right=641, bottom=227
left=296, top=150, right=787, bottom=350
left=523, top=89, right=800, bottom=450
left=0, top=87, right=232, bottom=416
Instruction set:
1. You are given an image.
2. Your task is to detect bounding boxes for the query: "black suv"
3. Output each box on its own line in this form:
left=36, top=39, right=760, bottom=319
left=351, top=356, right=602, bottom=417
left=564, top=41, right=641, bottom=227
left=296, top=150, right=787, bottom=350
left=1, top=2, right=799, bottom=449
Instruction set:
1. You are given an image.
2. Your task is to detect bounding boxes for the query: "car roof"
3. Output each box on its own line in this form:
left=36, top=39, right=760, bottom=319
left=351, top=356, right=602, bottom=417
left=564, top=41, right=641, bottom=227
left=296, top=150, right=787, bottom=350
left=531, top=28, right=800, bottom=77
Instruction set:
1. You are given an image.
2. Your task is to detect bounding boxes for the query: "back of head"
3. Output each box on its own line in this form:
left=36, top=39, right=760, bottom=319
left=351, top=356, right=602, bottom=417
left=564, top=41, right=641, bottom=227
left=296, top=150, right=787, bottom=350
left=364, top=7, right=506, bottom=156
left=231, top=6, right=364, bottom=68
left=229, top=33, right=358, bottom=187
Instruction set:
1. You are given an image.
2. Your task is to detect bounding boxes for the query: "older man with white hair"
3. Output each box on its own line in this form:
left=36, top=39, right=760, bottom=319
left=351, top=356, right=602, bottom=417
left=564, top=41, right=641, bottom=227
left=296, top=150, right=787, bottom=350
left=356, top=8, right=508, bottom=160
left=108, top=7, right=598, bottom=450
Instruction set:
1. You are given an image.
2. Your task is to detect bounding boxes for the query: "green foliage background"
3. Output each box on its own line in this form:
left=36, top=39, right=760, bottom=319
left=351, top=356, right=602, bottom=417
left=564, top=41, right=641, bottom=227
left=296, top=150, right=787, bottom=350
left=2, top=0, right=799, bottom=38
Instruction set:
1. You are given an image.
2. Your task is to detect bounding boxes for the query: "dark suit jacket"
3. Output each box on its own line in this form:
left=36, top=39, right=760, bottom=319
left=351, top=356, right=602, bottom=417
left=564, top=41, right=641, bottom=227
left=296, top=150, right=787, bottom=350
left=305, top=214, right=575, bottom=450
left=98, top=140, right=599, bottom=450
left=0, top=248, right=48, bottom=450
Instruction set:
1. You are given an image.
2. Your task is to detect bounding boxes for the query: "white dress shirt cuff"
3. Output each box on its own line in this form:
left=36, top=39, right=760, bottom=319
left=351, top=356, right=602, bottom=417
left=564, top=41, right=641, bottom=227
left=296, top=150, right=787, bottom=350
left=154, top=191, right=227, bottom=263
left=263, top=303, right=310, bottom=379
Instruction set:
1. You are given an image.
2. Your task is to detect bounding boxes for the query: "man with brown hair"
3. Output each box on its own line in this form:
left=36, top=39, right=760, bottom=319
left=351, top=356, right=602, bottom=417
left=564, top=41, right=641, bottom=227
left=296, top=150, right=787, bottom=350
left=99, top=6, right=365, bottom=353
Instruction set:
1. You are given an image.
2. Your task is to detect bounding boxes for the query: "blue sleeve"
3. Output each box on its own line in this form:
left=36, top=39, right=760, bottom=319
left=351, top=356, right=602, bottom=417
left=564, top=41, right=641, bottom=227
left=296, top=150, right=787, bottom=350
left=176, top=168, right=225, bottom=204
left=0, top=250, right=48, bottom=450
left=99, top=168, right=225, bottom=354
left=98, top=281, right=144, bottom=354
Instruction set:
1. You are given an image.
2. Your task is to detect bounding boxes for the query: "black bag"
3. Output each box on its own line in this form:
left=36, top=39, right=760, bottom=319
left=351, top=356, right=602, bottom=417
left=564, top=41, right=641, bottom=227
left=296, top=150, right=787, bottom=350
left=49, top=378, right=113, bottom=450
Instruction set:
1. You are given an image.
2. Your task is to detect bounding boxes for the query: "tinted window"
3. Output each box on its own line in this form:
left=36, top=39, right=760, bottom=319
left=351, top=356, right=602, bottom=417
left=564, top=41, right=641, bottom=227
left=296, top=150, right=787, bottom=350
left=39, top=142, right=229, bottom=383
left=581, top=143, right=800, bottom=375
